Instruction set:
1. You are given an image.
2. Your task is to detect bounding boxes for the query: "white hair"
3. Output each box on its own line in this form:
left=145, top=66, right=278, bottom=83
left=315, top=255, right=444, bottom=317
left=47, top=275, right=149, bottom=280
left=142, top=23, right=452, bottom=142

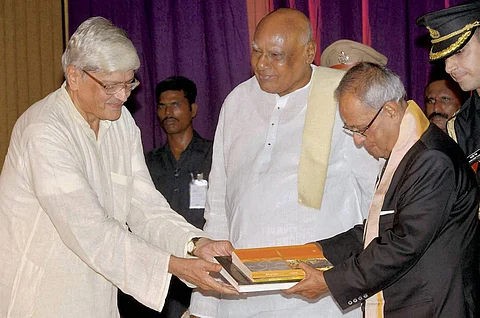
left=335, top=62, right=406, bottom=110
left=62, top=17, right=140, bottom=74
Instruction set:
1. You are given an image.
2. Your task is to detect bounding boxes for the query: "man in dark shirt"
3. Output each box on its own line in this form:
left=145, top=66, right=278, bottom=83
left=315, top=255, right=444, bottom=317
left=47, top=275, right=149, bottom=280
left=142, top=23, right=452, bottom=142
left=119, top=76, right=213, bottom=317
left=146, top=76, right=213, bottom=230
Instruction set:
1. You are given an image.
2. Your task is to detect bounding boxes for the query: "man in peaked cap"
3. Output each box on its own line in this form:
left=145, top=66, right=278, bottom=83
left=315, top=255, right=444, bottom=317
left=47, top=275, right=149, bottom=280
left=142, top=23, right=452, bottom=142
left=417, top=1, right=480, bottom=185
left=320, top=39, right=388, bottom=69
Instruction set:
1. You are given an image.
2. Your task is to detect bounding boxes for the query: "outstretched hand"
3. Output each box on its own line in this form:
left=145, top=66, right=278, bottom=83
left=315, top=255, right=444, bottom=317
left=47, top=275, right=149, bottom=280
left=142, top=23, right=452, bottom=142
left=283, top=263, right=330, bottom=299
left=168, top=255, right=238, bottom=295
left=193, top=237, right=234, bottom=262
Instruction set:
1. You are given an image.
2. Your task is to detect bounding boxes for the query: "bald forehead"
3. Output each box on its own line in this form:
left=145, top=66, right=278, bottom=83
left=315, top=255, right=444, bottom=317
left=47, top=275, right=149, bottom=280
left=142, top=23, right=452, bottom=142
left=255, top=9, right=311, bottom=44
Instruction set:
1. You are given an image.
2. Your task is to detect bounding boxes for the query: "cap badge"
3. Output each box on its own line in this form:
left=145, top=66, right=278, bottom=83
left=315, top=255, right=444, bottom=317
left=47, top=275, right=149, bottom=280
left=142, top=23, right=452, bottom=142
left=337, top=51, right=350, bottom=64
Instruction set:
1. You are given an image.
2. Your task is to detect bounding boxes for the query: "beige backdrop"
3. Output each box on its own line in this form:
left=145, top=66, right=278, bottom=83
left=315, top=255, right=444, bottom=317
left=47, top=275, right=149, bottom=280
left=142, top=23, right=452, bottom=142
left=0, top=0, right=65, bottom=170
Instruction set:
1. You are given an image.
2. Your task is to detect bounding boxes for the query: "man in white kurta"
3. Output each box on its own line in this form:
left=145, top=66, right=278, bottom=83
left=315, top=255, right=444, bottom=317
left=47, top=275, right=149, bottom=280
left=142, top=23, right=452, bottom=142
left=190, top=66, right=377, bottom=318
left=189, top=9, right=378, bottom=317
left=0, top=83, right=201, bottom=317
left=0, top=17, right=235, bottom=318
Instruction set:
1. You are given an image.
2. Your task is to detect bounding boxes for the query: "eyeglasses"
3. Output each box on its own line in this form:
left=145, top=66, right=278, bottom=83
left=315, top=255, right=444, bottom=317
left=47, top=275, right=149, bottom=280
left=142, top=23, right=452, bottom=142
left=343, top=104, right=385, bottom=137
left=83, top=70, right=140, bottom=95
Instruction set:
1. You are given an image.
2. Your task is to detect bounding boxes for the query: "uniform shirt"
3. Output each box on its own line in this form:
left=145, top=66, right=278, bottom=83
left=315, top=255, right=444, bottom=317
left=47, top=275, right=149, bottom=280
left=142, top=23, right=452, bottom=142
left=450, top=91, right=480, bottom=157
left=146, top=131, right=213, bottom=229
left=190, top=66, right=379, bottom=318
left=0, top=83, right=204, bottom=317
left=448, top=91, right=480, bottom=185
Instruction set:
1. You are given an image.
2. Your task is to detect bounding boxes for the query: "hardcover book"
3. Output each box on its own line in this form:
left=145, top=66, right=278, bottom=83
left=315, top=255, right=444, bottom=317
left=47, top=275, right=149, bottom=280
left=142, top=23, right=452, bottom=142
left=231, top=243, right=332, bottom=283
left=214, top=256, right=301, bottom=292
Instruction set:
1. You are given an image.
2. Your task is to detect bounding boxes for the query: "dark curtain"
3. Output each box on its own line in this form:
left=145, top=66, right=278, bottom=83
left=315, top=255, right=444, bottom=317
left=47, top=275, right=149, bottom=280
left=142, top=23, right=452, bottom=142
left=272, top=0, right=466, bottom=107
left=68, top=0, right=251, bottom=153
left=69, top=0, right=466, bottom=153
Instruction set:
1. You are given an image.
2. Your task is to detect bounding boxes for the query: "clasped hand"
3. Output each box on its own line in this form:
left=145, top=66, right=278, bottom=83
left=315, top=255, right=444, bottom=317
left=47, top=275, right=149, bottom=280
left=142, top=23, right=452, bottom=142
left=168, top=238, right=239, bottom=295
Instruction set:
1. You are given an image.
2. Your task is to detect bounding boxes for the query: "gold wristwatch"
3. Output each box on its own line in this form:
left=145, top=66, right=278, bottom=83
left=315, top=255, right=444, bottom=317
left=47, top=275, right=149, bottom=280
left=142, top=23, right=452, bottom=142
left=187, top=237, right=202, bottom=256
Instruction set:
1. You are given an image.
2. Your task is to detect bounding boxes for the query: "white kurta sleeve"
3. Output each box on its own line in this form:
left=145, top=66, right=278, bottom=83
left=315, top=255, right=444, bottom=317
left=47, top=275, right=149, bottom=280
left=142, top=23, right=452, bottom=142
left=189, top=105, right=230, bottom=317
left=23, top=122, right=201, bottom=312
left=127, top=124, right=204, bottom=256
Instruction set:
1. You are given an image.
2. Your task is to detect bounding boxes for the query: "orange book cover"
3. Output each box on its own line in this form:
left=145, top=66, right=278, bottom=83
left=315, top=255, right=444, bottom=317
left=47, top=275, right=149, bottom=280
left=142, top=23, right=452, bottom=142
left=231, top=243, right=332, bottom=282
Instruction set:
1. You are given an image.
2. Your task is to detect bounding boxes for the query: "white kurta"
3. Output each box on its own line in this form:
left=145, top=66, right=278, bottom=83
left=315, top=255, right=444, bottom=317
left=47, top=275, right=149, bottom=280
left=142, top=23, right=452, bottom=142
left=0, top=84, right=204, bottom=317
left=190, top=67, right=378, bottom=317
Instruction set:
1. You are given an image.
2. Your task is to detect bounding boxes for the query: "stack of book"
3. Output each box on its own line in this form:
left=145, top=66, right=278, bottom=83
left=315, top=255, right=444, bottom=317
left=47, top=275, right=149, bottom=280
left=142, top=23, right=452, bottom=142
left=215, top=243, right=332, bottom=292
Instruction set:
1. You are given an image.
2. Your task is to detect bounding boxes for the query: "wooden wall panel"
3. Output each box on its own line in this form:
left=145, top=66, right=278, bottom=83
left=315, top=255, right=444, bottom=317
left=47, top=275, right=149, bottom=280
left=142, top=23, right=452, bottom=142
left=0, top=0, right=65, bottom=170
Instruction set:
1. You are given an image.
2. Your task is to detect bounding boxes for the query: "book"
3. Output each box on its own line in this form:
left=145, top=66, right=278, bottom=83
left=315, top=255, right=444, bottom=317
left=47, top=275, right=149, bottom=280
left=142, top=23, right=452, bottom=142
left=231, top=243, right=332, bottom=282
left=214, top=255, right=301, bottom=292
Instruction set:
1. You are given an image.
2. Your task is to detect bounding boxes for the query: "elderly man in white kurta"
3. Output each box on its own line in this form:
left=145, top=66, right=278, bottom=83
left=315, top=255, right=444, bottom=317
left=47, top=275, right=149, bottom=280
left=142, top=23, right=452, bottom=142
left=0, top=17, right=237, bottom=318
left=189, top=9, right=378, bottom=318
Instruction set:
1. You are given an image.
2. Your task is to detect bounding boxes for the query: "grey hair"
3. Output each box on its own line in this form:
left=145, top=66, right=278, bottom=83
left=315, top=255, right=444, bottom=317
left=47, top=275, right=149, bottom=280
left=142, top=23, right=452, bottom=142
left=335, top=62, right=406, bottom=110
left=62, top=17, right=140, bottom=74
left=300, top=22, right=313, bottom=46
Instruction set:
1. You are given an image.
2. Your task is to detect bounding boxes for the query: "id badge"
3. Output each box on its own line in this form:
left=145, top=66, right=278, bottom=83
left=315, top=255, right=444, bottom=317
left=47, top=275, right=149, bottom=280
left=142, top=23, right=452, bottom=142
left=189, top=173, right=208, bottom=209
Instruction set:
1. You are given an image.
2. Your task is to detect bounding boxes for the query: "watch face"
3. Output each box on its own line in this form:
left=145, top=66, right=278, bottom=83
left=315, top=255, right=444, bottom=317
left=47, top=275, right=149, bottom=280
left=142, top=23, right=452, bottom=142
left=187, top=241, right=194, bottom=252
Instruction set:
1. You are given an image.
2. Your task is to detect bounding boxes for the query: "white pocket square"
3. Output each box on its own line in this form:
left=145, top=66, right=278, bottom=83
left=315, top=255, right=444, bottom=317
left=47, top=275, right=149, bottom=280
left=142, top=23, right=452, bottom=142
left=380, top=210, right=395, bottom=216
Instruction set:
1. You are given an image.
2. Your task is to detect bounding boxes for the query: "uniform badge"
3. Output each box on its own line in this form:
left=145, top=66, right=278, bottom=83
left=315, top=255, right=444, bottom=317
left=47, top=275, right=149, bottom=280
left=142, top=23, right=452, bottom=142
left=337, top=51, right=349, bottom=64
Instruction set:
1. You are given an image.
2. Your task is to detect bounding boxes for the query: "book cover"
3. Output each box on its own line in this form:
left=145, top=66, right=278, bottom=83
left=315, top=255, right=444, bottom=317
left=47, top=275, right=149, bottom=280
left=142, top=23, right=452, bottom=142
left=231, top=243, right=332, bottom=282
left=214, top=256, right=300, bottom=293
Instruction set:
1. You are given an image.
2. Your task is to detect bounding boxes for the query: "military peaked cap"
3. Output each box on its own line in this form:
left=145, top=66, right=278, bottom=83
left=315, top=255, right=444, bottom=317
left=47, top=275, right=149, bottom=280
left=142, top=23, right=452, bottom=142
left=417, top=1, right=480, bottom=61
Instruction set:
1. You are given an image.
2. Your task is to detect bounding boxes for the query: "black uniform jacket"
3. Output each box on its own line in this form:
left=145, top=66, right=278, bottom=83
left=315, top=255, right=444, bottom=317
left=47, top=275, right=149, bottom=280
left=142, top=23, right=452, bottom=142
left=449, top=91, right=480, bottom=184
left=320, top=124, right=479, bottom=317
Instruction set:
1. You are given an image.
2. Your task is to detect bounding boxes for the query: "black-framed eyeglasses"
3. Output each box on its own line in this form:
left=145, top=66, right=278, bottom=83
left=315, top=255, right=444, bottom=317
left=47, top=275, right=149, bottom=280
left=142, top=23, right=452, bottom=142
left=343, top=104, right=385, bottom=137
left=83, top=70, right=140, bottom=95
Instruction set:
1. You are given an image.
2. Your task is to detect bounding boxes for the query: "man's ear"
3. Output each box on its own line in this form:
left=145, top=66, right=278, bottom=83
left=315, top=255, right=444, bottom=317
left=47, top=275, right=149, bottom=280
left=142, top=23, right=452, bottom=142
left=305, top=40, right=317, bottom=64
left=66, top=65, right=82, bottom=91
left=191, top=103, right=198, bottom=118
left=384, top=101, right=400, bottom=120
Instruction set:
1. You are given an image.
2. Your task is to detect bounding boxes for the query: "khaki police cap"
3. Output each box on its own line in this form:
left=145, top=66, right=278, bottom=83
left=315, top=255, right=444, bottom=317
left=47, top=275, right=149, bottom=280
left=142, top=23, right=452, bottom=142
left=320, top=39, right=388, bottom=69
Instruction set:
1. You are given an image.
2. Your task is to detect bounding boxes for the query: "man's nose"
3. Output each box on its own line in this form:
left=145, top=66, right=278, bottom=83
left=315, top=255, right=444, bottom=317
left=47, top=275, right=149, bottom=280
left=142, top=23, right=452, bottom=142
left=433, top=100, right=443, bottom=112
left=445, top=56, right=456, bottom=75
left=165, top=104, right=174, bottom=116
left=114, top=87, right=129, bottom=102
left=255, top=53, right=270, bottom=70
left=353, top=133, right=365, bottom=147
